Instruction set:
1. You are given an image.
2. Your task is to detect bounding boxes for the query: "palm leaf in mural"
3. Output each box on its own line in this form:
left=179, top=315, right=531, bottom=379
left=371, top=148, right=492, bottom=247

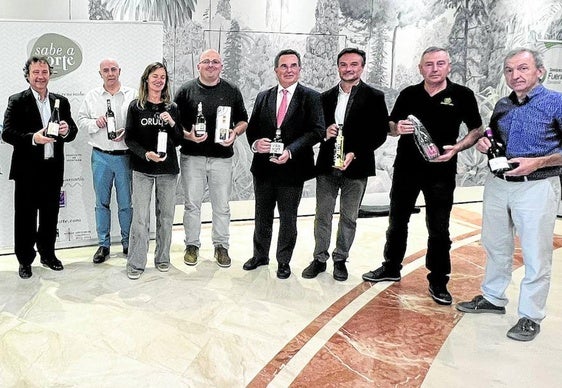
left=105, top=0, right=197, bottom=28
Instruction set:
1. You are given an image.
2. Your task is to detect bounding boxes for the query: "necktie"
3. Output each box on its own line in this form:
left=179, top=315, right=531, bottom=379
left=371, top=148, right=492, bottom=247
left=277, top=89, right=288, bottom=128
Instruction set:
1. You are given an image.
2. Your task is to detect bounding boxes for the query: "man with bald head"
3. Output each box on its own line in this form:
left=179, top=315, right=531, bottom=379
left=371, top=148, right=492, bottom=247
left=174, top=49, right=248, bottom=268
left=78, top=58, right=137, bottom=263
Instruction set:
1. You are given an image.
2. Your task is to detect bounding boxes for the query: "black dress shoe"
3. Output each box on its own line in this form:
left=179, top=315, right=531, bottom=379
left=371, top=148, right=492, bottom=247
left=277, top=263, right=291, bottom=279
left=40, top=257, right=64, bottom=271
left=93, top=246, right=110, bottom=264
left=243, top=257, right=269, bottom=271
left=333, top=261, right=348, bottom=281
left=302, top=259, right=327, bottom=279
left=19, top=264, right=32, bottom=279
left=123, top=246, right=129, bottom=255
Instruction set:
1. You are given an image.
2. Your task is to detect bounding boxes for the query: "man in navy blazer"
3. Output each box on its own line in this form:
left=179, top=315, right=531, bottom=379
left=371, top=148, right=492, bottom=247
left=243, top=49, right=325, bottom=279
left=302, top=48, right=389, bottom=281
left=2, top=55, right=78, bottom=279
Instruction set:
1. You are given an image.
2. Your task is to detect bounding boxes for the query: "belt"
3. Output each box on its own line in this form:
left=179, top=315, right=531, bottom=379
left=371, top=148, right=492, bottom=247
left=494, top=174, right=544, bottom=182
left=93, top=147, right=128, bottom=155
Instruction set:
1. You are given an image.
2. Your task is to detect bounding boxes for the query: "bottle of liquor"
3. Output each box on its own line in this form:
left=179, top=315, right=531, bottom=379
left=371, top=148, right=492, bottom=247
left=157, top=125, right=168, bottom=158
left=484, top=127, right=510, bottom=173
left=408, top=114, right=440, bottom=161
left=269, top=128, right=284, bottom=160
left=45, top=99, right=61, bottom=138
left=195, top=102, right=206, bottom=137
left=106, top=99, right=117, bottom=140
left=333, top=123, right=345, bottom=168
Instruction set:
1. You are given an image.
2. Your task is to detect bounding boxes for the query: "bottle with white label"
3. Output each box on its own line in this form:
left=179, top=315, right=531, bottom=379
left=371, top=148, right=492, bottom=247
left=484, top=127, right=511, bottom=173
left=269, top=128, right=284, bottom=160
left=195, top=102, right=206, bottom=137
left=157, top=126, right=168, bottom=158
left=106, top=99, right=117, bottom=140
left=45, top=99, right=60, bottom=138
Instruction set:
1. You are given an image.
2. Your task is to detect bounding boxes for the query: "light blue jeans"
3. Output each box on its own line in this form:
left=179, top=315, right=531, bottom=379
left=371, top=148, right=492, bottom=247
left=180, top=154, right=232, bottom=249
left=91, top=149, right=132, bottom=249
left=481, top=174, right=560, bottom=322
left=127, top=171, right=178, bottom=271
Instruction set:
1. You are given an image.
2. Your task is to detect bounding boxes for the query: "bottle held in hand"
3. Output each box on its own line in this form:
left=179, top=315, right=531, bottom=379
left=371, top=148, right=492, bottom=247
left=195, top=102, right=206, bottom=137
left=106, top=99, right=117, bottom=140
left=333, top=124, right=345, bottom=168
left=269, top=128, right=284, bottom=160
left=408, top=114, right=440, bottom=161
left=484, top=127, right=511, bottom=173
left=45, top=99, right=61, bottom=138
left=157, top=126, right=167, bottom=158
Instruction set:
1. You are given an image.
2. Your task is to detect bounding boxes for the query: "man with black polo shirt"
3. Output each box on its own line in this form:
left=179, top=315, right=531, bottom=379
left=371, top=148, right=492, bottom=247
left=78, top=58, right=137, bottom=263
left=362, top=47, right=483, bottom=305
left=174, top=49, right=248, bottom=268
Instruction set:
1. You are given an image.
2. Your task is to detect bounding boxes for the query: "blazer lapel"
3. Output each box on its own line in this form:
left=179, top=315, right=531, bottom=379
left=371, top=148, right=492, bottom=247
left=267, top=87, right=278, bottom=128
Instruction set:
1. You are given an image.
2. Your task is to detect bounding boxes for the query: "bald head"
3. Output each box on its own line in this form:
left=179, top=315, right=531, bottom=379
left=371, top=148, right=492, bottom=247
left=197, top=49, right=223, bottom=86
left=99, top=58, right=121, bottom=92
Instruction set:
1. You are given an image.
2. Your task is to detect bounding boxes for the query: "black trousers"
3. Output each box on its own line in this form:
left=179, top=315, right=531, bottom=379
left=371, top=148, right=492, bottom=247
left=382, top=168, right=456, bottom=286
left=14, top=175, right=62, bottom=265
left=252, top=176, right=304, bottom=265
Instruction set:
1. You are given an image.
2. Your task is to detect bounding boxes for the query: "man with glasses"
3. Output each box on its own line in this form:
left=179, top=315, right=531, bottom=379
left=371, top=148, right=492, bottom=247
left=243, top=49, right=324, bottom=279
left=174, top=49, right=248, bottom=268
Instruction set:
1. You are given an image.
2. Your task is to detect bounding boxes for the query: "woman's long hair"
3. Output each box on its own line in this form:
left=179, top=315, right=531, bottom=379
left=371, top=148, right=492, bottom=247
left=137, top=62, right=171, bottom=109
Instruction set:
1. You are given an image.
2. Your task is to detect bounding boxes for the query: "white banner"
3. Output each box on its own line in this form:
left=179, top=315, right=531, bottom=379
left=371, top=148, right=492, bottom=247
left=0, top=20, right=163, bottom=253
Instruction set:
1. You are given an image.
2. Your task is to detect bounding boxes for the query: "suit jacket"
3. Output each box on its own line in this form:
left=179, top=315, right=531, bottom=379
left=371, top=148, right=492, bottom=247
left=246, top=83, right=325, bottom=184
left=316, top=80, right=389, bottom=179
left=2, top=88, right=78, bottom=186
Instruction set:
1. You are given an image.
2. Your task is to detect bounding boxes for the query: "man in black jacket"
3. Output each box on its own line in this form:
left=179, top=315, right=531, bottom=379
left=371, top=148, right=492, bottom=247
left=302, top=48, right=389, bottom=281
left=243, top=49, right=325, bottom=279
left=2, top=55, right=78, bottom=279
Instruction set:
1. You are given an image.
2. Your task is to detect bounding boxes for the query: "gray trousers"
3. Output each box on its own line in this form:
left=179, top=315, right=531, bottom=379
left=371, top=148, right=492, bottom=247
left=313, top=171, right=367, bottom=263
left=128, top=171, right=178, bottom=271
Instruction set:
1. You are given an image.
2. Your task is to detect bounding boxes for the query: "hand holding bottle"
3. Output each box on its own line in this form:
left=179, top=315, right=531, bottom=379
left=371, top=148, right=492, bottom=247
left=34, top=128, right=56, bottom=144
left=183, top=125, right=208, bottom=143
left=394, top=119, right=415, bottom=135
left=145, top=150, right=167, bottom=162
left=159, top=111, right=175, bottom=128
left=325, top=123, right=339, bottom=140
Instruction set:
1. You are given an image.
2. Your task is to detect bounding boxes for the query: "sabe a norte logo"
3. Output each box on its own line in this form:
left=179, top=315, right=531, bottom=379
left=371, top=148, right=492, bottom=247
left=28, top=33, right=83, bottom=79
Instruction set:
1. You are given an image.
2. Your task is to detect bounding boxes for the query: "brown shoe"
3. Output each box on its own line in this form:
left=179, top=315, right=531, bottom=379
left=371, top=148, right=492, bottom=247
left=215, top=245, right=231, bottom=268
left=183, top=245, right=199, bottom=266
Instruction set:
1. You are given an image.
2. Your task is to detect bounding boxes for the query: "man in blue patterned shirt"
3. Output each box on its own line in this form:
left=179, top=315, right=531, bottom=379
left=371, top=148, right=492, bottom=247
left=457, top=48, right=562, bottom=342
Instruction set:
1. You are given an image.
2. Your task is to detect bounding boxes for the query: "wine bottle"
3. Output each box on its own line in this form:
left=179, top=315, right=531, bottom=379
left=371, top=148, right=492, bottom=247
left=195, top=102, right=206, bottom=137
left=333, top=124, right=345, bottom=168
left=45, top=99, right=61, bottom=138
left=269, top=128, right=284, bottom=160
left=157, top=126, right=167, bottom=158
left=106, top=99, right=117, bottom=140
left=408, top=114, right=440, bottom=161
left=484, top=127, right=510, bottom=173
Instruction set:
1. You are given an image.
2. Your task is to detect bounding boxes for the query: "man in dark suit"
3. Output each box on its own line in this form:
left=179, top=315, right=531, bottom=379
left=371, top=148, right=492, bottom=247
left=302, top=48, right=389, bottom=281
left=243, top=49, right=324, bottom=279
left=2, top=55, right=78, bottom=279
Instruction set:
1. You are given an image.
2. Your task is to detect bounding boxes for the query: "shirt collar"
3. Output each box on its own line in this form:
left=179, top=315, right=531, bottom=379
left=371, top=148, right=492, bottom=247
left=31, top=88, right=49, bottom=103
left=278, top=82, right=298, bottom=95
left=508, top=84, right=544, bottom=106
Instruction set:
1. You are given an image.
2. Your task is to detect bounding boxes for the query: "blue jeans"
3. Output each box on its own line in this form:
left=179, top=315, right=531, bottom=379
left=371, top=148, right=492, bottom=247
left=314, top=171, right=367, bottom=262
left=91, top=149, right=132, bottom=249
left=127, top=171, right=178, bottom=271
left=382, top=168, right=455, bottom=286
left=180, top=154, right=232, bottom=248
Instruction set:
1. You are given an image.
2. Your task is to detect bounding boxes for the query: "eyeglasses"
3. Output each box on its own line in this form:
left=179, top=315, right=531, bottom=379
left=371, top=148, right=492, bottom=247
left=200, top=59, right=222, bottom=66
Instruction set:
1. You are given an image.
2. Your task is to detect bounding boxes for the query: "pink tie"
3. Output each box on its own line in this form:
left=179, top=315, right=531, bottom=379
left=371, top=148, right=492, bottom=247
left=277, top=89, right=288, bottom=128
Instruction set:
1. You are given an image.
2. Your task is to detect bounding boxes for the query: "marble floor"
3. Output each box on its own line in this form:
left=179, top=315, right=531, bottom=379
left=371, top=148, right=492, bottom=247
left=1, top=198, right=561, bottom=387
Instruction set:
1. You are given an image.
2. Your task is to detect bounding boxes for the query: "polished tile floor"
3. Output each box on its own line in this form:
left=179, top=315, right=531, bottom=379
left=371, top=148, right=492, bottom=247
left=1, top=198, right=561, bottom=387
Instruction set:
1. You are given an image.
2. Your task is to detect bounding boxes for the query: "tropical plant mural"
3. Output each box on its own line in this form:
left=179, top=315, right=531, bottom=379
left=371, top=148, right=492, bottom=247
left=90, top=0, right=562, bottom=199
